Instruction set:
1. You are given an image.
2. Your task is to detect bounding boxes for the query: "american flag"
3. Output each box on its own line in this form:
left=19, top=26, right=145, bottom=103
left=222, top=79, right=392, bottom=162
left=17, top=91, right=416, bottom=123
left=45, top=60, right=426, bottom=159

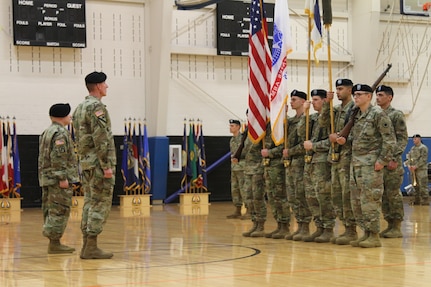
left=248, top=0, right=272, bottom=143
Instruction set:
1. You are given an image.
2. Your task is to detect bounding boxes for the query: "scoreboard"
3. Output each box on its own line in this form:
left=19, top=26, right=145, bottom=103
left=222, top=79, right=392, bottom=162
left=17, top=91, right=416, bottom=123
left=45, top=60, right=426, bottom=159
left=12, top=0, right=86, bottom=48
left=216, top=0, right=274, bottom=56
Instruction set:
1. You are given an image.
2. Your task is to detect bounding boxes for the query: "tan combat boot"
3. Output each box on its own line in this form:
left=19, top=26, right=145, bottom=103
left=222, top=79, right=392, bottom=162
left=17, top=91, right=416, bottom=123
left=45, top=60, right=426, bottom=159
left=379, top=219, right=393, bottom=237
left=48, top=239, right=75, bottom=254
left=350, top=231, right=369, bottom=247
left=285, top=223, right=301, bottom=240
left=383, top=220, right=403, bottom=238
left=359, top=232, right=382, bottom=248
left=272, top=222, right=290, bottom=239
left=227, top=206, right=242, bottom=219
left=336, top=225, right=358, bottom=245
left=315, top=228, right=334, bottom=243
left=293, top=222, right=310, bottom=241
left=265, top=222, right=281, bottom=238
left=80, top=235, right=88, bottom=259
left=303, top=227, right=323, bottom=242
left=81, top=235, right=113, bottom=259
left=250, top=221, right=265, bottom=237
left=242, top=221, right=258, bottom=237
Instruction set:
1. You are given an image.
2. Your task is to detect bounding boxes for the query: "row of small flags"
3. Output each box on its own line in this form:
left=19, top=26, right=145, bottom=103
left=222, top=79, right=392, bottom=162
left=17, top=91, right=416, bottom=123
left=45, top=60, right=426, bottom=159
left=0, top=117, right=21, bottom=198
left=181, top=119, right=207, bottom=193
left=121, top=119, right=151, bottom=195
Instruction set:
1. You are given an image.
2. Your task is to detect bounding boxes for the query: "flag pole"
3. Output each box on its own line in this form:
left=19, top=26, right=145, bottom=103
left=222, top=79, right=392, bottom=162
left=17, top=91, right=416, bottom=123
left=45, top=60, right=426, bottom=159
left=326, top=26, right=336, bottom=161
left=322, top=0, right=336, bottom=161
left=305, top=9, right=311, bottom=142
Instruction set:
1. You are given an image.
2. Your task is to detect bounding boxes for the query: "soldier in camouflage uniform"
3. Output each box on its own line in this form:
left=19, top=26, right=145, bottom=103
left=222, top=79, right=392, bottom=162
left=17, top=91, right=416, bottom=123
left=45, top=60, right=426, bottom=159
left=339, top=84, right=396, bottom=248
left=283, top=90, right=311, bottom=241
left=375, top=85, right=408, bottom=238
left=261, top=123, right=289, bottom=239
left=73, top=71, right=116, bottom=259
left=298, top=89, right=335, bottom=243
left=319, top=79, right=357, bottom=245
left=406, top=134, right=429, bottom=205
left=227, top=119, right=246, bottom=219
left=38, top=103, right=79, bottom=254
left=242, top=137, right=266, bottom=237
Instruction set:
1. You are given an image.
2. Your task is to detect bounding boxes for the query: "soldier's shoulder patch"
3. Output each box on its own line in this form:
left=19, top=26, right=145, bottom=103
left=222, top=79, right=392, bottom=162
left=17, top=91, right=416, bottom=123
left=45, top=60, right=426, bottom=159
left=95, top=110, right=105, bottom=117
left=55, top=139, right=65, bottom=145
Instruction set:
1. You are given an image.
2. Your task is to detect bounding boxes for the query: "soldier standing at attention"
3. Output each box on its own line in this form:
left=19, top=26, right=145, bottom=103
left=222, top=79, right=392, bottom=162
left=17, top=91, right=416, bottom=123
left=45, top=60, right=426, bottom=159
left=261, top=123, right=289, bottom=239
left=406, top=134, right=429, bottom=205
left=375, top=85, right=408, bottom=238
left=319, top=79, right=357, bottom=245
left=283, top=90, right=311, bottom=241
left=241, top=137, right=266, bottom=237
left=227, top=119, right=247, bottom=219
left=339, top=84, right=395, bottom=248
left=299, top=89, right=335, bottom=243
left=38, top=103, right=79, bottom=254
left=73, top=71, right=116, bottom=259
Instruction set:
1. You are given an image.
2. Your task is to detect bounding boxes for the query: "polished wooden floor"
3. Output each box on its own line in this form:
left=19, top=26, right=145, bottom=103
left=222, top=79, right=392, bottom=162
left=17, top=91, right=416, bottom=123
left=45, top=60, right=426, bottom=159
left=1, top=199, right=430, bottom=287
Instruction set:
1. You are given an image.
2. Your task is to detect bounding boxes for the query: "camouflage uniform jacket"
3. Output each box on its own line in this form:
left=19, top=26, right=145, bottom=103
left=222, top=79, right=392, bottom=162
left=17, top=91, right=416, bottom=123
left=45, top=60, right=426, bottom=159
left=298, top=112, right=330, bottom=163
left=38, top=122, right=79, bottom=187
left=230, top=133, right=245, bottom=171
left=72, top=95, right=116, bottom=171
left=407, top=143, right=428, bottom=170
left=383, top=105, right=408, bottom=161
left=351, top=105, right=395, bottom=167
left=242, top=137, right=264, bottom=175
left=319, top=100, right=355, bottom=158
left=263, top=124, right=283, bottom=166
left=286, top=114, right=305, bottom=159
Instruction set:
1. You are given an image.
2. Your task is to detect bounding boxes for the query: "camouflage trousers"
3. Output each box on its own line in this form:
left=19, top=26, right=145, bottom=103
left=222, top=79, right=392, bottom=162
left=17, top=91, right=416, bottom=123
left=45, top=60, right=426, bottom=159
left=42, top=185, right=73, bottom=240
left=382, top=166, right=404, bottom=221
left=81, top=166, right=115, bottom=236
left=304, top=161, right=335, bottom=228
left=285, top=157, right=311, bottom=223
left=231, top=170, right=245, bottom=207
left=331, top=158, right=356, bottom=227
left=264, top=164, right=289, bottom=223
left=350, top=164, right=383, bottom=233
left=412, top=169, right=429, bottom=203
left=243, top=172, right=266, bottom=222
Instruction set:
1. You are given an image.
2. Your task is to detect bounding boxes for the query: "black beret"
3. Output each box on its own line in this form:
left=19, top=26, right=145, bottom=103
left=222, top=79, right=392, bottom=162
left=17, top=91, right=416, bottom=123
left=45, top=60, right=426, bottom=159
left=49, top=103, right=71, bottom=118
left=291, top=89, right=307, bottom=100
left=376, top=85, right=393, bottom=96
left=412, top=134, right=421, bottom=138
left=352, top=84, right=373, bottom=93
left=85, top=71, right=107, bottom=84
left=229, top=119, right=241, bottom=125
left=311, top=89, right=327, bottom=98
left=335, top=78, right=353, bottom=87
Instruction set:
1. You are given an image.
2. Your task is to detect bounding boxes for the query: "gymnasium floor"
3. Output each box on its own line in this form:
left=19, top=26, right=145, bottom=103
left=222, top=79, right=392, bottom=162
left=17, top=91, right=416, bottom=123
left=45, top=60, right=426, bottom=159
left=1, top=199, right=430, bottom=287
